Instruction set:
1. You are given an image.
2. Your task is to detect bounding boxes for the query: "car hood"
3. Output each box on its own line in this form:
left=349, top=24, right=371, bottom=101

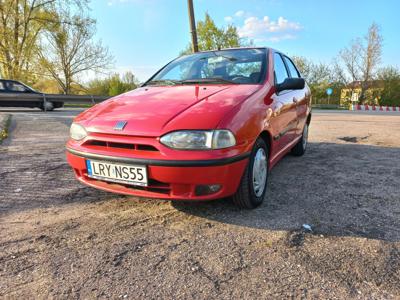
left=76, top=84, right=260, bottom=137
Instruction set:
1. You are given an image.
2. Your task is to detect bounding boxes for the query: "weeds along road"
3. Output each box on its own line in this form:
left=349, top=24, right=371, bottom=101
left=0, top=108, right=400, bottom=299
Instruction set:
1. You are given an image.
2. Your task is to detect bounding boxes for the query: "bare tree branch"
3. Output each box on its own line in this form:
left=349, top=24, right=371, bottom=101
left=39, top=13, right=114, bottom=94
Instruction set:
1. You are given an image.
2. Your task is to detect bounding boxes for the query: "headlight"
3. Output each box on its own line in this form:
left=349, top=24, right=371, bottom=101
left=70, top=123, right=87, bottom=141
left=160, top=130, right=236, bottom=150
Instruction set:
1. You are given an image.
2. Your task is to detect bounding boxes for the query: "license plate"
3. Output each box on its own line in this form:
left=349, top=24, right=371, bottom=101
left=86, top=160, right=147, bottom=186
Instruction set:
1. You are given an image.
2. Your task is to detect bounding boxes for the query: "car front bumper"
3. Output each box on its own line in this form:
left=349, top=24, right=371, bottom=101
left=66, top=148, right=249, bottom=200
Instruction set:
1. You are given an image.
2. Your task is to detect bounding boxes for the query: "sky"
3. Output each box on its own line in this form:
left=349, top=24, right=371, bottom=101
left=91, top=0, right=400, bottom=82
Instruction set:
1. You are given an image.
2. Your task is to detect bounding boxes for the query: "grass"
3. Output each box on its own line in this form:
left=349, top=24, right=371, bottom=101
left=313, top=107, right=348, bottom=110
left=64, top=103, right=94, bottom=108
left=312, top=104, right=348, bottom=110
left=0, top=115, right=11, bottom=144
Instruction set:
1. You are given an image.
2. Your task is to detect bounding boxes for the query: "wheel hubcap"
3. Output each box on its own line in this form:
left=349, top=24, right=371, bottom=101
left=252, top=148, right=267, bottom=197
left=302, top=124, right=309, bottom=149
left=44, top=102, right=54, bottom=110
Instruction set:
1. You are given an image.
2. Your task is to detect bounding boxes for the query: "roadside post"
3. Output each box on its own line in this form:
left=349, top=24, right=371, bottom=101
left=350, top=92, right=359, bottom=110
left=187, top=0, right=199, bottom=53
left=326, top=88, right=333, bottom=105
left=43, top=93, right=47, bottom=112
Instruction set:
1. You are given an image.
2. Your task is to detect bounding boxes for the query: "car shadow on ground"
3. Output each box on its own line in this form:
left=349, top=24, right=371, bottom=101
left=172, top=142, right=400, bottom=242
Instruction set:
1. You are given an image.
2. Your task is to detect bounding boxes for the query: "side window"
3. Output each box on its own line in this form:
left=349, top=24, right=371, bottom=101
left=0, top=82, right=5, bottom=91
left=284, top=56, right=301, bottom=78
left=273, top=53, right=289, bottom=85
left=7, top=82, right=27, bottom=92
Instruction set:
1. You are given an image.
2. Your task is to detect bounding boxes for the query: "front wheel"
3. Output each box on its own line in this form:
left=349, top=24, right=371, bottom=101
left=232, top=138, right=269, bottom=209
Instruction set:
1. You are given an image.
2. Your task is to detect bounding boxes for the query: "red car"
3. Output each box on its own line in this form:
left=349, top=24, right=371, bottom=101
left=66, top=47, right=311, bottom=208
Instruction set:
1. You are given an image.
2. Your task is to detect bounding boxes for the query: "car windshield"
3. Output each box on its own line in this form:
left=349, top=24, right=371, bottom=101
left=146, top=48, right=267, bottom=86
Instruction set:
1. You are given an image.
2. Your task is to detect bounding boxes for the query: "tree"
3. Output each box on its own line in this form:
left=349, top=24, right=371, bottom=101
left=339, top=23, right=383, bottom=103
left=292, top=56, right=339, bottom=103
left=292, top=56, right=312, bottom=81
left=87, top=72, right=139, bottom=96
left=0, top=0, right=86, bottom=82
left=38, top=13, right=113, bottom=94
left=0, top=0, right=47, bottom=80
left=359, top=23, right=383, bottom=101
left=181, top=13, right=250, bottom=55
left=377, top=67, right=400, bottom=106
left=339, top=39, right=362, bottom=85
left=331, top=59, right=349, bottom=87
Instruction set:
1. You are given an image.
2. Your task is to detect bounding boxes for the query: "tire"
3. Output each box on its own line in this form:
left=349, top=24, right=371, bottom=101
left=40, top=101, right=54, bottom=111
left=232, top=138, right=269, bottom=209
left=291, top=123, right=309, bottom=156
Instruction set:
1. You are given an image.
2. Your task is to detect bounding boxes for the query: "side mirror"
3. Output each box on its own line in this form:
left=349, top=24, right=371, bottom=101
left=276, top=78, right=305, bottom=93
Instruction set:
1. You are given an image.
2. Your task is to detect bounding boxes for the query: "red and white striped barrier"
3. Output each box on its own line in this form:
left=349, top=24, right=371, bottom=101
left=351, top=104, right=400, bottom=112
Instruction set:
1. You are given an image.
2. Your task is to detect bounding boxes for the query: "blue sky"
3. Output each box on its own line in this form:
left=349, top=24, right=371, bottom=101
left=92, top=0, right=400, bottom=81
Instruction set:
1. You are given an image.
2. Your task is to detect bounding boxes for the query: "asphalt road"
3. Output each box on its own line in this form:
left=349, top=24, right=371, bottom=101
left=0, top=108, right=399, bottom=299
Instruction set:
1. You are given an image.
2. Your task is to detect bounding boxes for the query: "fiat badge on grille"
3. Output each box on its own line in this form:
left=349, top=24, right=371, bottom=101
left=114, top=121, right=128, bottom=131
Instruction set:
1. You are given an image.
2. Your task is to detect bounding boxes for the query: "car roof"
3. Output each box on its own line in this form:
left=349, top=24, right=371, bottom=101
left=195, top=47, right=271, bottom=54
left=0, top=79, right=23, bottom=84
left=188, top=47, right=287, bottom=57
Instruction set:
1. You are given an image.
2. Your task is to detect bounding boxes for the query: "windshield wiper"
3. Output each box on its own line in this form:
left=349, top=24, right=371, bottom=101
left=180, top=78, right=238, bottom=85
left=145, top=79, right=181, bottom=86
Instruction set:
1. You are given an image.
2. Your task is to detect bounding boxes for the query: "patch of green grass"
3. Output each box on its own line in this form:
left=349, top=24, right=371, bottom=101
left=0, top=115, right=11, bottom=144
left=312, top=106, right=347, bottom=110
left=64, top=103, right=94, bottom=108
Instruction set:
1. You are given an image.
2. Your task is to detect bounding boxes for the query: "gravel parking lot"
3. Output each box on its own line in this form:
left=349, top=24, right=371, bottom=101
left=0, top=109, right=399, bottom=299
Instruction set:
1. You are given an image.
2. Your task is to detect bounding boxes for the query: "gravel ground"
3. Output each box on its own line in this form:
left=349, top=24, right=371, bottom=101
left=0, top=110, right=399, bottom=299
left=0, top=113, right=9, bottom=129
left=0, top=114, right=10, bottom=142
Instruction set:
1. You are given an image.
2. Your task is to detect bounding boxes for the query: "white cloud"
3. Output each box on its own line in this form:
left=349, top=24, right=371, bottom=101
left=234, top=10, right=245, bottom=18
left=224, top=10, right=246, bottom=23
left=224, top=16, right=233, bottom=23
left=237, top=16, right=302, bottom=43
left=264, top=34, right=296, bottom=43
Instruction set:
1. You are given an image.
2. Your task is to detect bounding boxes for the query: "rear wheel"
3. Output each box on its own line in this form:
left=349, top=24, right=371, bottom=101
left=232, top=138, right=269, bottom=209
left=40, top=101, right=54, bottom=111
left=291, top=123, right=309, bottom=156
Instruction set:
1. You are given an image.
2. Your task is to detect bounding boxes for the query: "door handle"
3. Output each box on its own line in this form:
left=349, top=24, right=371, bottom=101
left=293, top=97, right=298, bottom=103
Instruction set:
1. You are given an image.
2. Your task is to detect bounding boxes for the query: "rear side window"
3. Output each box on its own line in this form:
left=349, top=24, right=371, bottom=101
left=273, top=53, right=289, bottom=85
left=0, top=82, right=5, bottom=91
left=284, top=56, right=301, bottom=78
left=7, top=82, right=27, bottom=92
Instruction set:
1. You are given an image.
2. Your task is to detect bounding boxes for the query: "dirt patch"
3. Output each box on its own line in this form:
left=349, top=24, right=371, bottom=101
left=338, top=135, right=370, bottom=143
left=0, top=111, right=399, bottom=299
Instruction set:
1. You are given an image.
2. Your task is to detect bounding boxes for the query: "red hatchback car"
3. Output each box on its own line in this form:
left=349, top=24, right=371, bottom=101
left=66, top=47, right=311, bottom=208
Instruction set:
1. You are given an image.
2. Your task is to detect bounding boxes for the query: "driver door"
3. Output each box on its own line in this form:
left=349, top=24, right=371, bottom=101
left=282, top=55, right=308, bottom=135
left=272, top=53, right=298, bottom=147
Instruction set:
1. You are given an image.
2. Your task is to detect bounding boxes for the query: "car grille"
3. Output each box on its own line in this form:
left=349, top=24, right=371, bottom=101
left=83, top=140, right=158, bottom=152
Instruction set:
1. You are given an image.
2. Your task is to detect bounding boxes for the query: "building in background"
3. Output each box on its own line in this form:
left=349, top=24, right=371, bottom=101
left=340, top=80, right=384, bottom=107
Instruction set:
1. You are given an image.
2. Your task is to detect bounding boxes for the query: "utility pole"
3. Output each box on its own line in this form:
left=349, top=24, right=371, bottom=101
left=187, top=0, right=199, bottom=53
